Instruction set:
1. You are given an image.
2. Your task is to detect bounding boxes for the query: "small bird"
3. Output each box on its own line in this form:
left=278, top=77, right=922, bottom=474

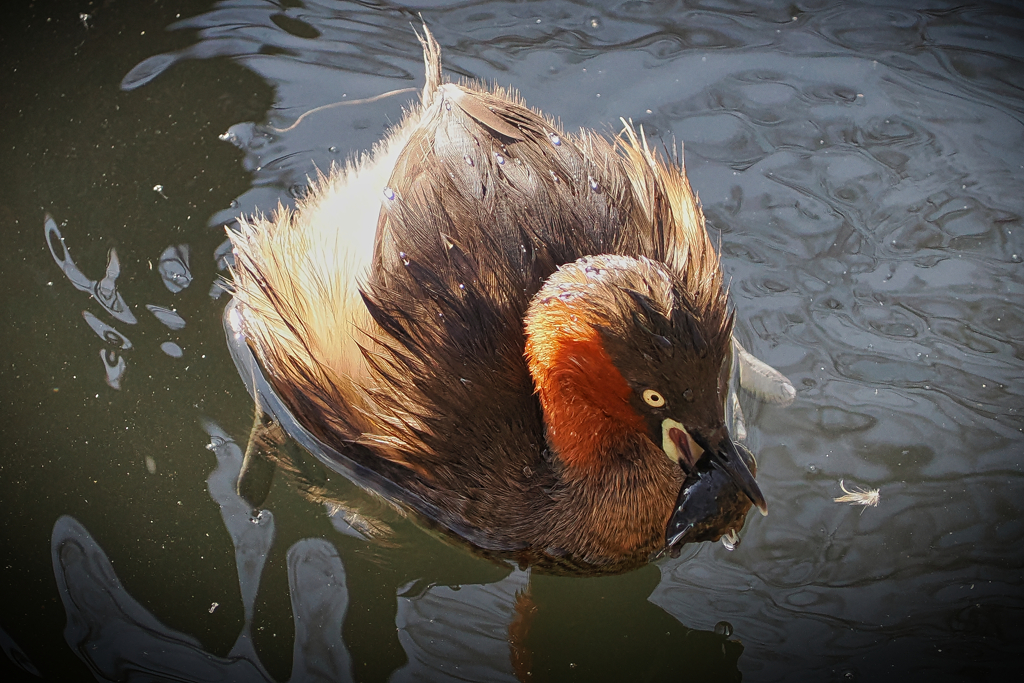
left=229, top=28, right=789, bottom=573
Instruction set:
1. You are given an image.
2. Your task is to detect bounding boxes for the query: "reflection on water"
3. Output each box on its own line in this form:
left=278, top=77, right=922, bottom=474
left=391, top=571, right=530, bottom=683
left=43, top=216, right=200, bottom=391
left=157, top=245, right=194, bottom=294
left=45, top=215, right=138, bottom=326
left=0, top=626, right=39, bottom=679
left=51, top=423, right=740, bottom=681
left=4, top=0, right=1023, bottom=680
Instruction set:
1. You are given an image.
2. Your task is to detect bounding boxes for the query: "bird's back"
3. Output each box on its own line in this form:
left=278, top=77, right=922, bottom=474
left=229, top=29, right=732, bottom=566
left=351, top=32, right=725, bottom=550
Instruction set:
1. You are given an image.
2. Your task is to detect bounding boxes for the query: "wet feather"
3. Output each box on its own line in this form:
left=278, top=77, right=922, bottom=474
left=833, top=479, right=880, bottom=509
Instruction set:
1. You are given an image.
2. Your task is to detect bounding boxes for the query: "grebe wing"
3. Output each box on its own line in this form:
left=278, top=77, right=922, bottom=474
left=372, top=80, right=647, bottom=299
left=352, top=34, right=727, bottom=478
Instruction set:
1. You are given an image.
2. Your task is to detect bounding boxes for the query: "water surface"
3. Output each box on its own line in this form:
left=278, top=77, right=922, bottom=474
left=2, top=1, right=1022, bottom=681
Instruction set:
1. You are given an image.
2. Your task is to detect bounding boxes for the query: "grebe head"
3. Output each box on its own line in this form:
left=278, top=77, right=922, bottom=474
left=525, top=254, right=766, bottom=526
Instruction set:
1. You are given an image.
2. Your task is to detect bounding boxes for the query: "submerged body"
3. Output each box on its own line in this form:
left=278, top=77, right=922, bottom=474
left=230, top=30, right=784, bottom=571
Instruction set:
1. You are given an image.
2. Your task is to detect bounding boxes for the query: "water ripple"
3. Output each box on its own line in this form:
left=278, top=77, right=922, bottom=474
left=103, top=0, right=1024, bottom=677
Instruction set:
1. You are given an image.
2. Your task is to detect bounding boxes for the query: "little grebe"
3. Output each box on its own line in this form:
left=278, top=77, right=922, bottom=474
left=228, top=28, right=788, bottom=572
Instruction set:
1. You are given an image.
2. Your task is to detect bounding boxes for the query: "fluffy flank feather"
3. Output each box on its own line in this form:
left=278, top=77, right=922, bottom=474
left=229, top=74, right=433, bottom=442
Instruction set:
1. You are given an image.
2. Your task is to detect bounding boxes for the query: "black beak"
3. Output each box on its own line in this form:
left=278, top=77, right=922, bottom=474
left=711, top=432, right=767, bottom=517
left=665, top=468, right=727, bottom=552
left=664, top=436, right=765, bottom=554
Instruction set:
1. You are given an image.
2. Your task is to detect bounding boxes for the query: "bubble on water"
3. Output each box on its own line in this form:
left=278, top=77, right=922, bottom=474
left=160, top=341, right=183, bottom=358
left=249, top=510, right=269, bottom=525
left=82, top=311, right=132, bottom=349
left=714, top=621, right=733, bottom=637
left=146, top=305, right=186, bottom=331
left=99, top=349, right=126, bottom=390
left=158, top=244, right=192, bottom=294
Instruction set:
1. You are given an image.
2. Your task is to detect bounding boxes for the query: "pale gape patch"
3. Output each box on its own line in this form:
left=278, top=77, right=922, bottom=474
left=661, top=418, right=703, bottom=468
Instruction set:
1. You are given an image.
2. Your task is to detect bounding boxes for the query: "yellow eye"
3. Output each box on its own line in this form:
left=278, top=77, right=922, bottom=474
left=643, top=389, right=666, bottom=407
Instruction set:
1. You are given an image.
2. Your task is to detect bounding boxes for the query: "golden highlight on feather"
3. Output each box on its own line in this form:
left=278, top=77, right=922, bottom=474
left=416, top=26, right=443, bottom=104
left=616, top=119, right=719, bottom=288
left=614, top=119, right=731, bottom=350
left=228, top=65, right=439, bottom=441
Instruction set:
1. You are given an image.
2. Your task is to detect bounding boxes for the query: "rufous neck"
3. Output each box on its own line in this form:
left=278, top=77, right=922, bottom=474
left=524, top=298, right=645, bottom=473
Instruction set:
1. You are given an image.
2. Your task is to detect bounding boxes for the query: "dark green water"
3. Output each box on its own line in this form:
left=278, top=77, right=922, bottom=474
left=2, top=1, right=1022, bottom=681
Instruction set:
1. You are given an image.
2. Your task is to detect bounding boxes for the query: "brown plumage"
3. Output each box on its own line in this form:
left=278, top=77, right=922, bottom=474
left=229, top=28, right=771, bottom=572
